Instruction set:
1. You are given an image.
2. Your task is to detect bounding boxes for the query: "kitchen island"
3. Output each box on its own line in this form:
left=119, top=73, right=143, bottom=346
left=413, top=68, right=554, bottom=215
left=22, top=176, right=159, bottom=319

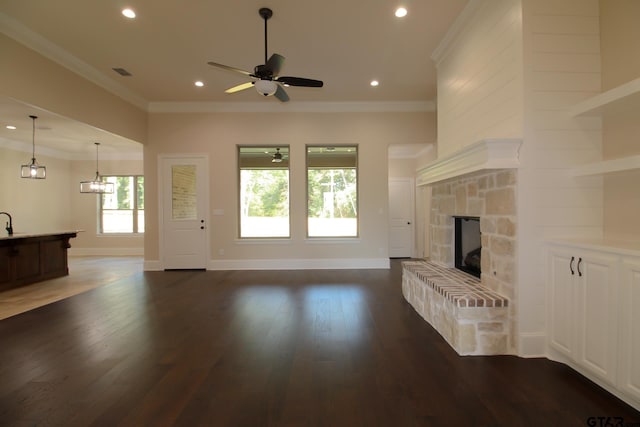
left=0, top=231, right=79, bottom=292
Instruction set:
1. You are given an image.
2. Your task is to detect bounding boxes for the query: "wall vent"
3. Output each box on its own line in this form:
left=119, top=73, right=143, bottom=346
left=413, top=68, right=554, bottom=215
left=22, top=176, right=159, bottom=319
left=112, top=67, right=132, bottom=77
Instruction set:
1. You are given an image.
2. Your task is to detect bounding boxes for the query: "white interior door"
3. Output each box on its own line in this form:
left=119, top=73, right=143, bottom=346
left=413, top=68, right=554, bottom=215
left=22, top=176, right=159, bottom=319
left=160, top=155, right=209, bottom=269
left=388, top=178, right=414, bottom=258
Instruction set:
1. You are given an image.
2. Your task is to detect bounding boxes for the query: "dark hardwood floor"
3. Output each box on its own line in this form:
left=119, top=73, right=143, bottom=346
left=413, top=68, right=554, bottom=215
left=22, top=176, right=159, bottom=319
left=0, top=261, right=638, bottom=426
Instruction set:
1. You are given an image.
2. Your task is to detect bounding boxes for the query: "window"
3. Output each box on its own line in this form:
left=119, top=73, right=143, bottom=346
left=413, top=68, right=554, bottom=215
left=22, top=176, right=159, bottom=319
left=238, top=146, right=290, bottom=238
left=100, top=176, right=144, bottom=233
left=307, top=146, right=358, bottom=237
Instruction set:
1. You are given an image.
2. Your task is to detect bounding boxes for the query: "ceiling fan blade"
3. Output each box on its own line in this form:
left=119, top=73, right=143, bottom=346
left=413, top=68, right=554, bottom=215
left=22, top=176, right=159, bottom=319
left=207, top=61, right=254, bottom=77
left=276, top=76, right=324, bottom=88
left=225, top=82, right=254, bottom=94
left=274, top=85, right=289, bottom=102
left=264, top=53, right=285, bottom=76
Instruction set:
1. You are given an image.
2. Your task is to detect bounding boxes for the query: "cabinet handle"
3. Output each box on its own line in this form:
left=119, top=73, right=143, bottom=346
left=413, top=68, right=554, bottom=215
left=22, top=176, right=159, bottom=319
left=577, top=257, right=583, bottom=277
left=570, top=256, right=575, bottom=275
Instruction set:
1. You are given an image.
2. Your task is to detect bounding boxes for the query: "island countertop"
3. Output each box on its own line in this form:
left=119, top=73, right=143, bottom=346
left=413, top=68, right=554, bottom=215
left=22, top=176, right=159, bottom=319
left=0, top=230, right=82, bottom=241
left=0, top=231, right=81, bottom=291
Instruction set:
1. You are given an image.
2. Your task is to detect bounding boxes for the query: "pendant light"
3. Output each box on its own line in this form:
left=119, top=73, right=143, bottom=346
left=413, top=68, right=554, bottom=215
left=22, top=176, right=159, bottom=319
left=80, top=142, right=114, bottom=193
left=20, top=115, right=46, bottom=179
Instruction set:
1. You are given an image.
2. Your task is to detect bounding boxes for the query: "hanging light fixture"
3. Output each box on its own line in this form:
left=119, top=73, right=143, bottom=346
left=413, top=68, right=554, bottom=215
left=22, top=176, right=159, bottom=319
left=80, top=142, right=114, bottom=193
left=20, top=115, right=46, bottom=179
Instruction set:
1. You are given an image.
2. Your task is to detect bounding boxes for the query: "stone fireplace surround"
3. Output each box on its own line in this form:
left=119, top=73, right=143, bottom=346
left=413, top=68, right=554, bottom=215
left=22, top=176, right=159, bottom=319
left=404, top=139, right=520, bottom=355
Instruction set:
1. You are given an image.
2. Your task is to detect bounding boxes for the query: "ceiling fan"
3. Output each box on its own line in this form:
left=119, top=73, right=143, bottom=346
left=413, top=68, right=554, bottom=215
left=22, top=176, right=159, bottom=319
left=271, top=147, right=284, bottom=162
left=207, top=8, right=323, bottom=102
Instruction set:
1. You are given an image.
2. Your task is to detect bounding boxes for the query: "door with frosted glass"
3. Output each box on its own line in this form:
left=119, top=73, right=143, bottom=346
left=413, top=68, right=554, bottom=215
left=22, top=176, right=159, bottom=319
left=161, top=156, right=209, bottom=269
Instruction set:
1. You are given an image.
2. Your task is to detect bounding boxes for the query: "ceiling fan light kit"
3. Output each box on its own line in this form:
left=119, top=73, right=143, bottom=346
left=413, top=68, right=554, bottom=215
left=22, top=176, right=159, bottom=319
left=255, top=80, right=278, bottom=96
left=207, top=8, right=323, bottom=102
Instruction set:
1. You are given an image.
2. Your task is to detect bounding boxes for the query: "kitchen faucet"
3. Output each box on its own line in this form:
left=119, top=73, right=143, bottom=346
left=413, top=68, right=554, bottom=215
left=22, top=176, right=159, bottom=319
left=0, top=212, right=13, bottom=235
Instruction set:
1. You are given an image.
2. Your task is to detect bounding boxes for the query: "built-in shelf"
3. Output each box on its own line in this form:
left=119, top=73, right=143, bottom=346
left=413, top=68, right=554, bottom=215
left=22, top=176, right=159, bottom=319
left=569, top=77, right=640, bottom=117
left=572, top=154, right=640, bottom=177
left=416, top=139, right=522, bottom=186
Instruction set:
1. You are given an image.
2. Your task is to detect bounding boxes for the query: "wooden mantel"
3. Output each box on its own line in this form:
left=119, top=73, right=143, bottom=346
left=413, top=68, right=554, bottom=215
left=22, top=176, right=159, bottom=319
left=0, top=231, right=79, bottom=292
left=416, top=139, right=522, bottom=186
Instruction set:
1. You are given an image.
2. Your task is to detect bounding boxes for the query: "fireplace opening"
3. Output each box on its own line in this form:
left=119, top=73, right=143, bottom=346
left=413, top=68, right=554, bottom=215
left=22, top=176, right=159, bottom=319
left=454, top=216, right=481, bottom=278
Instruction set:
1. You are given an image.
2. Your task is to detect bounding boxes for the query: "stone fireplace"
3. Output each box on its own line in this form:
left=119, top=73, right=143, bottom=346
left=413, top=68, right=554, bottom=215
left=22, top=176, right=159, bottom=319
left=405, top=139, right=520, bottom=355
left=430, top=169, right=517, bottom=300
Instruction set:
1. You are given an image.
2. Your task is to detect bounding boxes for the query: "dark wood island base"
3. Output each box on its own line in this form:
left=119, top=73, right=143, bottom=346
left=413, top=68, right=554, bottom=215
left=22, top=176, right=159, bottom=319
left=0, top=232, right=78, bottom=292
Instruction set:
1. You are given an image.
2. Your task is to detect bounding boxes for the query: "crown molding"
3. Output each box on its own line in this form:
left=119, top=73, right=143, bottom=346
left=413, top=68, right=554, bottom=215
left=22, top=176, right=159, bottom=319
left=0, top=12, right=148, bottom=110
left=148, top=100, right=436, bottom=114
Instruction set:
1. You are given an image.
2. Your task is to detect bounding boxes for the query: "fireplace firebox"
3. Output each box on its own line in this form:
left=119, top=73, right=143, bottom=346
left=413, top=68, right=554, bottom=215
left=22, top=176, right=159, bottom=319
left=454, top=216, right=481, bottom=278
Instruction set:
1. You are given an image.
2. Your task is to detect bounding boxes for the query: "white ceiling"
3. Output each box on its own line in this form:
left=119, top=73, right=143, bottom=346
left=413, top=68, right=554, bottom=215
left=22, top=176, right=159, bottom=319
left=0, top=0, right=467, bottom=156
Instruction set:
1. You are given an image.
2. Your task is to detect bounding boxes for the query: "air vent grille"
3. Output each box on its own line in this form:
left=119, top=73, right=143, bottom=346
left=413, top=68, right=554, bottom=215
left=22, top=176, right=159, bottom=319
left=112, top=67, right=132, bottom=77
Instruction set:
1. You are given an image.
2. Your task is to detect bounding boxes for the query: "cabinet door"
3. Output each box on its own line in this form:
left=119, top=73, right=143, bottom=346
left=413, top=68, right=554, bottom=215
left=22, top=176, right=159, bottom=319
left=619, top=257, right=640, bottom=402
left=548, top=248, right=575, bottom=358
left=575, top=252, right=618, bottom=385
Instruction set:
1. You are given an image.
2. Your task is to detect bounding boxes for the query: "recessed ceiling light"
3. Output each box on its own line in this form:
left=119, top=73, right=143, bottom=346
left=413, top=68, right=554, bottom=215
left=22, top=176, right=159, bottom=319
left=194, top=81, right=204, bottom=87
left=6, top=125, right=16, bottom=130
left=122, top=8, right=136, bottom=19
left=395, top=7, right=408, bottom=18
left=370, top=80, right=379, bottom=87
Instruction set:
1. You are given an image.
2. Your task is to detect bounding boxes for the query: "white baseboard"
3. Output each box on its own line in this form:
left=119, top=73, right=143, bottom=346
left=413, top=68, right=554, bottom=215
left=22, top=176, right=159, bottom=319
left=69, top=247, right=144, bottom=256
left=209, top=257, right=390, bottom=270
left=517, top=332, right=547, bottom=357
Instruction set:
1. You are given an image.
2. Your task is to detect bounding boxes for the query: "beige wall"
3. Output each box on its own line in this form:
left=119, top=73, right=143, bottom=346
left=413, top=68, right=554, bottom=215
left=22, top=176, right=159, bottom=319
left=0, top=34, right=147, bottom=145
left=600, top=0, right=640, bottom=240
left=144, top=112, right=434, bottom=265
left=434, top=0, right=524, bottom=157
left=0, top=148, right=72, bottom=233
left=600, top=0, right=640, bottom=91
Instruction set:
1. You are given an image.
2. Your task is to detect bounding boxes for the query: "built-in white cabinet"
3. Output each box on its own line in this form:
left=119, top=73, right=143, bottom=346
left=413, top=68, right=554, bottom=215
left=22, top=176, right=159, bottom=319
left=619, top=257, right=640, bottom=403
left=547, top=245, right=618, bottom=385
left=547, top=240, right=640, bottom=409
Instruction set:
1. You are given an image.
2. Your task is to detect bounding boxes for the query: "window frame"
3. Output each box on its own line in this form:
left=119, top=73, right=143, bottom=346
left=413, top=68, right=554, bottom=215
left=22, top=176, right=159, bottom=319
left=237, top=145, right=291, bottom=239
left=305, top=144, right=359, bottom=238
left=99, top=175, right=145, bottom=234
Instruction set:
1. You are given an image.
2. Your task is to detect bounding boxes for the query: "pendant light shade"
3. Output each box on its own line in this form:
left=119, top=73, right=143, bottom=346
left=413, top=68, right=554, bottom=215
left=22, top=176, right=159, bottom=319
left=20, top=115, right=46, bottom=179
left=80, top=142, right=114, bottom=193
